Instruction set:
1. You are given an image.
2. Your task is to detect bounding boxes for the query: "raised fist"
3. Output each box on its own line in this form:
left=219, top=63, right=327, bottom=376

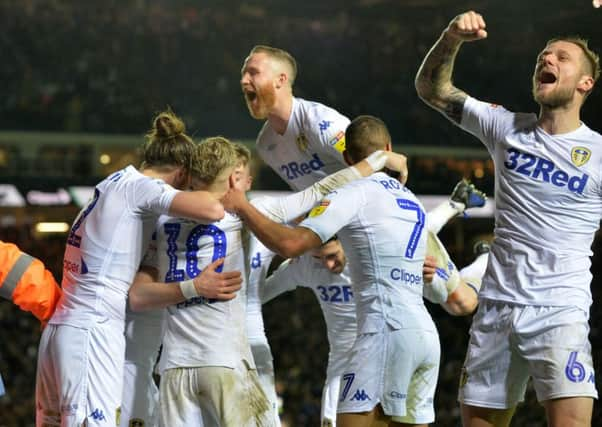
left=445, top=11, right=488, bottom=42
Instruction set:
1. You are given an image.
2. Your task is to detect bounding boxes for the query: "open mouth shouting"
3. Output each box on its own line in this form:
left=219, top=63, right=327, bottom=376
left=243, top=88, right=258, bottom=102
left=536, top=69, right=558, bottom=89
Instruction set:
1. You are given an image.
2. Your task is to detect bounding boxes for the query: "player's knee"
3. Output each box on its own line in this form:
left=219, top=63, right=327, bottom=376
left=461, top=403, right=515, bottom=427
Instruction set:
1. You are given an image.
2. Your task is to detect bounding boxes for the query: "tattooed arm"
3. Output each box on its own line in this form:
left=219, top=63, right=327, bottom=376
left=415, top=11, right=488, bottom=124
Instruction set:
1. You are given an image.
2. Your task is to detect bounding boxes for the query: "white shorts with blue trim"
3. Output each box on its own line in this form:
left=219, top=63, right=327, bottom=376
left=459, top=301, right=598, bottom=409
left=337, top=326, right=440, bottom=424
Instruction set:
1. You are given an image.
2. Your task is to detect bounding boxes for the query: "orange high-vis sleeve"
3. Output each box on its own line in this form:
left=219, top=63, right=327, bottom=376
left=0, top=241, right=62, bottom=322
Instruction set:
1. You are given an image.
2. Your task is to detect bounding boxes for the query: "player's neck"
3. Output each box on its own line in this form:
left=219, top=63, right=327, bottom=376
left=537, top=104, right=582, bottom=135
left=141, top=167, right=180, bottom=187
left=267, top=94, right=293, bottom=135
left=196, top=180, right=229, bottom=199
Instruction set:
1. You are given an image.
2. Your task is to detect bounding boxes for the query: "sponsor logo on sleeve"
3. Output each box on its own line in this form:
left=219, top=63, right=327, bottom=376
left=328, top=131, right=346, bottom=153
left=309, top=200, right=330, bottom=217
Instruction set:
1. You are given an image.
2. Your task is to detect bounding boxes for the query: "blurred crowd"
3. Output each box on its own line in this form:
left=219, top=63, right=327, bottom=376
left=1, top=225, right=601, bottom=426
left=1, top=0, right=601, bottom=146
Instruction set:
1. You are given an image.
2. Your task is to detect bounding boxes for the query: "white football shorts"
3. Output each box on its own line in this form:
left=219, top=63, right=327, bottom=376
left=158, top=359, right=273, bottom=427
left=459, top=301, right=598, bottom=409
left=337, top=326, right=439, bottom=424
left=36, top=320, right=125, bottom=427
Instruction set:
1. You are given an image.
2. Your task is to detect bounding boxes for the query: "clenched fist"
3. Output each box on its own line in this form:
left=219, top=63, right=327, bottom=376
left=445, top=11, right=488, bottom=42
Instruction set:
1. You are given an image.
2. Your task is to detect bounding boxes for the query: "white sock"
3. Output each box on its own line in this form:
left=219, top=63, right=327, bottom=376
left=427, top=201, right=465, bottom=234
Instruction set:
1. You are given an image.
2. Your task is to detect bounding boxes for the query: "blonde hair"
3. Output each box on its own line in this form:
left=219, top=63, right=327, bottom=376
left=547, top=36, right=600, bottom=89
left=192, top=136, right=239, bottom=184
left=232, top=142, right=251, bottom=167
left=345, top=115, right=391, bottom=163
left=249, top=45, right=298, bottom=86
left=140, top=109, right=195, bottom=173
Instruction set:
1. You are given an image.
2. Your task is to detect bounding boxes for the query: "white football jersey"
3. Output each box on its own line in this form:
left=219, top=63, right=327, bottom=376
left=256, top=97, right=349, bottom=191
left=300, top=172, right=436, bottom=335
left=156, top=184, right=342, bottom=371
left=244, top=232, right=275, bottom=341
left=243, top=167, right=369, bottom=340
left=262, top=257, right=357, bottom=377
left=154, top=212, right=252, bottom=371
left=51, top=166, right=177, bottom=328
left=461, top=97, right=602, bottom=311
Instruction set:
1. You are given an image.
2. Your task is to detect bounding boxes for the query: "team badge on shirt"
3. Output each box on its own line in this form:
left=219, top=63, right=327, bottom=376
left=296, top=133, right=309, bottom=152
left=328, top=131, right=346, bottom=153
left=571, top=146, right=591, bottom=167
left=309, top=200, right=330, bottom=217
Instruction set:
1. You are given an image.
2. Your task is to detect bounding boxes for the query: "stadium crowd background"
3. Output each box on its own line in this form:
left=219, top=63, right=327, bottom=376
left=0, top=1, right=601, bottom=426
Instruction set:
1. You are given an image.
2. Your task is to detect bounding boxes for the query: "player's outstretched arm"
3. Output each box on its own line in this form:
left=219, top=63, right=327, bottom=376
left=267, top=150, right=409, bottom=224
left=317, top=150, right=408, bottom=194
left=222, top=188, right=322, bottom=258
left=128, top=259, right=242, bottom=311
left=169, top=190, right=225, bottom=223
left=260, top=259, right=300, bottom=304
left=415, top=11, right=487, bottom=124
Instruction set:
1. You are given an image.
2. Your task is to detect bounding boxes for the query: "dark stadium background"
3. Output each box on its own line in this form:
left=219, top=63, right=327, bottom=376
left=0, top=1, right=601, bottom=426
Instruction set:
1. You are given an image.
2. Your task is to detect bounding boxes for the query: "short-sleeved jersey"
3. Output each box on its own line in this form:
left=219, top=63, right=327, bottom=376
left=300, top=172, right=435, bottom=335
left=256, top=97, right=349, bottom=191
left=243, top=168, right=367, bottom=340
left=156, top=187, right=335, bottom=371
left=51, top=166, right=177, bottom=328
left=262, top=257, right=357, bottom=376
left=461, top=97, right=602, bottom=311
left=155, top=212, right=253, bottom=371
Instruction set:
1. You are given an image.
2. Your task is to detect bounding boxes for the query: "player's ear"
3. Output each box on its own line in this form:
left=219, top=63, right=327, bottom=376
left=577, top=74, right=594, bottom=95
left=175, top=167, right=190, bottom=190
left=343, top=150, right=353, bottom=166
left=275, top=72, right=287, bottom=89
left=228, top=173, right=237, bottom=189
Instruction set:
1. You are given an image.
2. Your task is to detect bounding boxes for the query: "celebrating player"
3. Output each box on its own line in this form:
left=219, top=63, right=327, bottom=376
left=416, top=10, right=601, bottom=427
left=35, top=110, right=238, bottom=427
left=224, top=115, right=440, bottom=427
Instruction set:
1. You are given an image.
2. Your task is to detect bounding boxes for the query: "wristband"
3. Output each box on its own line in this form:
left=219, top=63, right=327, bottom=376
left=179, top=279, right=199, bottom=300
left=365, top=150, right=387, bottom=171
left=445, top=269, right=461, bottom=294
left=424, top=274, right=449, bottom=304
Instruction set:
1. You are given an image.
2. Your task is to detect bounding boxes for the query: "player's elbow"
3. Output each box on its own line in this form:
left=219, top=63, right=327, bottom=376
left=415, top=77, right=452, bottom=111
left=415, top=81, right=440, bottom=109
left=128, top=289, right=148, bottom=312
left=415, top=75, right=434, bottom=103
left=204, top=203, right=225, bottom=222
left=444, top=294, right=478, bottom=316
left=278, top=240, right=306, bottom=259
